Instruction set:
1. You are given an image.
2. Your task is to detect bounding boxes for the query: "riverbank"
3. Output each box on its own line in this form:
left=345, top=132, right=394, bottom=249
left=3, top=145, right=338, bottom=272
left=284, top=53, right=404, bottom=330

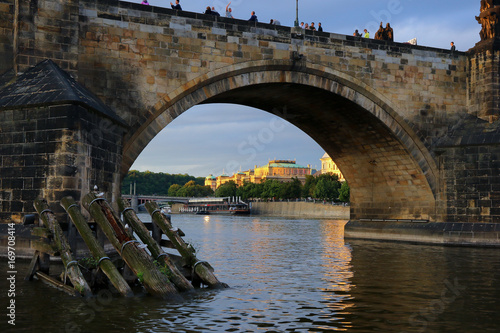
left=172, top=201, right=350, bottom=219
left=250, top=201, right=350, bottom=219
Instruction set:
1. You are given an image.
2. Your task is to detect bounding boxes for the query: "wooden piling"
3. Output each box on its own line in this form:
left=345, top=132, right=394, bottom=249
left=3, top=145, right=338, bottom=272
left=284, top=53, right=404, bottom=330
left=33, top=198, right=92, bottom=297
left=35, top=271, right=81, bottom=297
left=61, top=196, right=134, bottom=297
left=145, top=202, right=227, bottom=289
left=117, top=198, right=194, bottom=292
left=82, top=193, right=181, bottom=300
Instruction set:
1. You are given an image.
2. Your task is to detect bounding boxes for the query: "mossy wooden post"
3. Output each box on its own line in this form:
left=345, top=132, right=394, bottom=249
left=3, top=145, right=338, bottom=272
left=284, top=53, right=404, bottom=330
left=61, top=196, right=134, bottom=297
left=26, top=227, right=52, bottom=280
left=82, top=193, right=180, bottom=300
left=33, top=198, right=92, bottom=297
left=145, top=202, right=227, bottom=289
left=118, top=198, right=194, bottom=292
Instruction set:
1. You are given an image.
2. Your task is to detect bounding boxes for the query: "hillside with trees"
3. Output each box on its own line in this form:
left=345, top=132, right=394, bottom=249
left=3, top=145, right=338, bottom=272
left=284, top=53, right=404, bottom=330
left=121, top=170, right=208, bottom=196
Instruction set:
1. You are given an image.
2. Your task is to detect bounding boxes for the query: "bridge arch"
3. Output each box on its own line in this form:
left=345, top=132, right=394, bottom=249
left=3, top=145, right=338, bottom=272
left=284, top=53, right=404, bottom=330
left=123, top=60, right=441, bottom=222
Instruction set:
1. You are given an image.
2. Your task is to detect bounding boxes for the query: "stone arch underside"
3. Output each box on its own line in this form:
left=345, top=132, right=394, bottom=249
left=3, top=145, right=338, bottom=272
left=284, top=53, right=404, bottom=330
left=122, top=64, right=441, bottom=222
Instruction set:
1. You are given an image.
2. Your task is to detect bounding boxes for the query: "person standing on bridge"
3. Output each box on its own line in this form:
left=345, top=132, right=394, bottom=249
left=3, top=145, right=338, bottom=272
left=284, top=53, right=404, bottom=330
left=211, top=7, right=221, bottom=16
left=318, top=22, right=323, bottom=32
left=170, top=0, right=181, bottom=10
left=385, top=23, right=394, bottom=42
left=141, top=0, right=149, bottom=5
left=226, top=2, right=233, bottom=18
left=450, top=41, right=456, bottom=52
left=363, top=29, right=370, bottom=38
left=249, top=11, right=258, bottom=22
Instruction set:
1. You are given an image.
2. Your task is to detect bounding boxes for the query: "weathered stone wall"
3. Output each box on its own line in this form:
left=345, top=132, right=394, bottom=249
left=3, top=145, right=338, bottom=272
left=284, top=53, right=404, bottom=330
left=4, top=0, right=499, bottom=226
left=442, top=144, right=500, bottom=223
left=0, top=0, right=14, bottom=75
left=0, top=104, right=124, bottom=223
left=14, top=0, right=79, bottom=74
left=250, top=201, right=349, bottom=219
left=467, top=41, right=500, bottom=122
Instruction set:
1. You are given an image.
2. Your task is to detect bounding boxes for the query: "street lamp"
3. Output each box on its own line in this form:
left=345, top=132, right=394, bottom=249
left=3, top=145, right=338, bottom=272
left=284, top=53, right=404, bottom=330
left=294, top=0, right=299, bottom=27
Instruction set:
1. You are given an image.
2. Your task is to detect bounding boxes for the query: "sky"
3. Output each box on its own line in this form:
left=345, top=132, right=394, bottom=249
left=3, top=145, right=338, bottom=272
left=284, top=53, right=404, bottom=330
left=129, top=0, right=481, bottom=178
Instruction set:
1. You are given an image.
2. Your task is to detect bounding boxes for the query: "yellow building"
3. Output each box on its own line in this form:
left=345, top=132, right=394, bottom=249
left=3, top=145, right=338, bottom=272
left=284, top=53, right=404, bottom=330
left=254, top=160, right=311, bottom=183
left=319, top=153, right=345, bottom=181
left=205, top=160, right=312, bottom=190
left=205, top=174, right=217, bottom=191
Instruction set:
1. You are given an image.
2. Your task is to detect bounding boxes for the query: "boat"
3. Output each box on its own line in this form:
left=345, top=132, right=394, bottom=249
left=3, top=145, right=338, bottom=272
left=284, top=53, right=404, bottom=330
left=180, top=197, right=250, bottom=215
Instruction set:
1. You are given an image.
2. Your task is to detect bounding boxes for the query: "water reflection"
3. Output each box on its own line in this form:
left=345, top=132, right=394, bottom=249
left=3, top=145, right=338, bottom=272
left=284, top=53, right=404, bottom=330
left=1, top=216, right=500, bottom=332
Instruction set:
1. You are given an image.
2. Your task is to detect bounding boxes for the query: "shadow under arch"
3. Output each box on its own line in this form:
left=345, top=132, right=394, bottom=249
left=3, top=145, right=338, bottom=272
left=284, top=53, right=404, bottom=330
left=122, top=60, right=441, bottom=222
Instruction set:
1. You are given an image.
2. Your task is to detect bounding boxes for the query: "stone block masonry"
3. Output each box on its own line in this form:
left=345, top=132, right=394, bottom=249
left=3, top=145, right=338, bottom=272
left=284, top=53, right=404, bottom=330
left=0, top=0, right=14, bottom=76
left=1, top=0, right=500, bottom=241
left=0, top=103, right=125, bottom=223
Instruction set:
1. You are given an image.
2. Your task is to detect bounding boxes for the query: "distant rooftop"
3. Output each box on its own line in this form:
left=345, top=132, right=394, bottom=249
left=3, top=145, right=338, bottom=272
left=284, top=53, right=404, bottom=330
left=264, top=160, right=309, bottom=169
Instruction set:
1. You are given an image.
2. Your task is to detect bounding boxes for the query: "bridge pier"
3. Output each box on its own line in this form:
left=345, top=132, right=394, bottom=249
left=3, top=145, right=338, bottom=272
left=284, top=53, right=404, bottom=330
left=0, top=60, right=126, bottom=223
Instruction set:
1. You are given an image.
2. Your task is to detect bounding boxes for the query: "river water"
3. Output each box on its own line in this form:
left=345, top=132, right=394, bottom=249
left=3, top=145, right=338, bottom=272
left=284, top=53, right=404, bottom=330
left=1, top=215, right=500, bottom=332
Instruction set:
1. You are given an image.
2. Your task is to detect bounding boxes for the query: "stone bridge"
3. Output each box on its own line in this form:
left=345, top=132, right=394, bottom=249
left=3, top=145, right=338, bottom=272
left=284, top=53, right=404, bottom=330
left=1, top=0, right=500, bottom=239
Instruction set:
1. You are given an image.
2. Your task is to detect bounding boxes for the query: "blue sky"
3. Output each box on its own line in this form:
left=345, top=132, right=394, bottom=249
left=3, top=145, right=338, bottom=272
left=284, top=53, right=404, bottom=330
left=129, top=0, right=481, bottom=177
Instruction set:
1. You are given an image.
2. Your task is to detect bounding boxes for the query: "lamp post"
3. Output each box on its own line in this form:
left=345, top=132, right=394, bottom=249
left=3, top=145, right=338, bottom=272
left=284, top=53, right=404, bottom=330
left=294, top=0, right=299, bottom=27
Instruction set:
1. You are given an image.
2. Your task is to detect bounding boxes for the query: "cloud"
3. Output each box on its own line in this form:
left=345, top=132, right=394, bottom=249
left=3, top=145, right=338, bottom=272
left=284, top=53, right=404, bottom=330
left=131, top=103, right=324, bottom=177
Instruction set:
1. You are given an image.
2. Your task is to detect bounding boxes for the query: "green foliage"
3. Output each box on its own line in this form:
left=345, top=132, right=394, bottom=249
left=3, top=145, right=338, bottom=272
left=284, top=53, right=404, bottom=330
left=302, top=175, right=316, bottom=198
left=235, top=175, right=348, bottom=201
left=339, top=181, right=350, bottom=202
left=215, top=181, right=238, bottom=197
left=170, top=180, right=214, bottom=197
left=78, top=257, right=99, bottom=270
left=122, top=170, right=207, bottom=196
left=279, top=178, right=302, bottom=199
left=137, top=271, right=144, bottom=283
left=236, top=181, right=263, bottom=200
left=313, top=178, right=339, bottom=200
left=168, top=184, right=182, bottom=196
left=302, top=173, right=342, bottom=200
left=153, top=260, right=172, bottom=281
left=261, top=179, right=282, bottom=199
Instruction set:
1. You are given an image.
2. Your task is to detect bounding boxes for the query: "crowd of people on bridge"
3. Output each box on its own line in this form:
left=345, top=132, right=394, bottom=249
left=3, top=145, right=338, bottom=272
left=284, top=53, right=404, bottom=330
left=139, top=1, right=457, bottom=51
left=140, top=1, right=301, bottom=26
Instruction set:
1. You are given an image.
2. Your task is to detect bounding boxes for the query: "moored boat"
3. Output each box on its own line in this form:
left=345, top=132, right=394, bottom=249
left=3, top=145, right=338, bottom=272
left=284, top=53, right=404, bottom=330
left=179, top=197, right=250, bottom=215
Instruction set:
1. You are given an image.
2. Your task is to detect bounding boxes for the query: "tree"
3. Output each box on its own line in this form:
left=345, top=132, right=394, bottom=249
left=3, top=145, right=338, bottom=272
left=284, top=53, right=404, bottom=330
left=339, top=181, right=350, bottom=202
left=280, top=178, right=302, bottom=199
left=261, top=179, right=282, bottom=199
left=178, top=180, right=213, bottom=197
left=237, top=181, right=262, bottom=200
left=302, top=175, right=316, bottom=198
left=313, top=178, right=338, bottom=200
left=307, top=173, right=342, bottom=200
left=215, top=181, right=237, bottom=197
left=121, top=170, right=205, bottom=196
left=168, top=184, right=181, bottom=196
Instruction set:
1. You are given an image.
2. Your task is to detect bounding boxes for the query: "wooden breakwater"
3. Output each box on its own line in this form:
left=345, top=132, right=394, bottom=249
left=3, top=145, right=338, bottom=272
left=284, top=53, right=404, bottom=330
left=22, top=194, right=227, bottom=298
